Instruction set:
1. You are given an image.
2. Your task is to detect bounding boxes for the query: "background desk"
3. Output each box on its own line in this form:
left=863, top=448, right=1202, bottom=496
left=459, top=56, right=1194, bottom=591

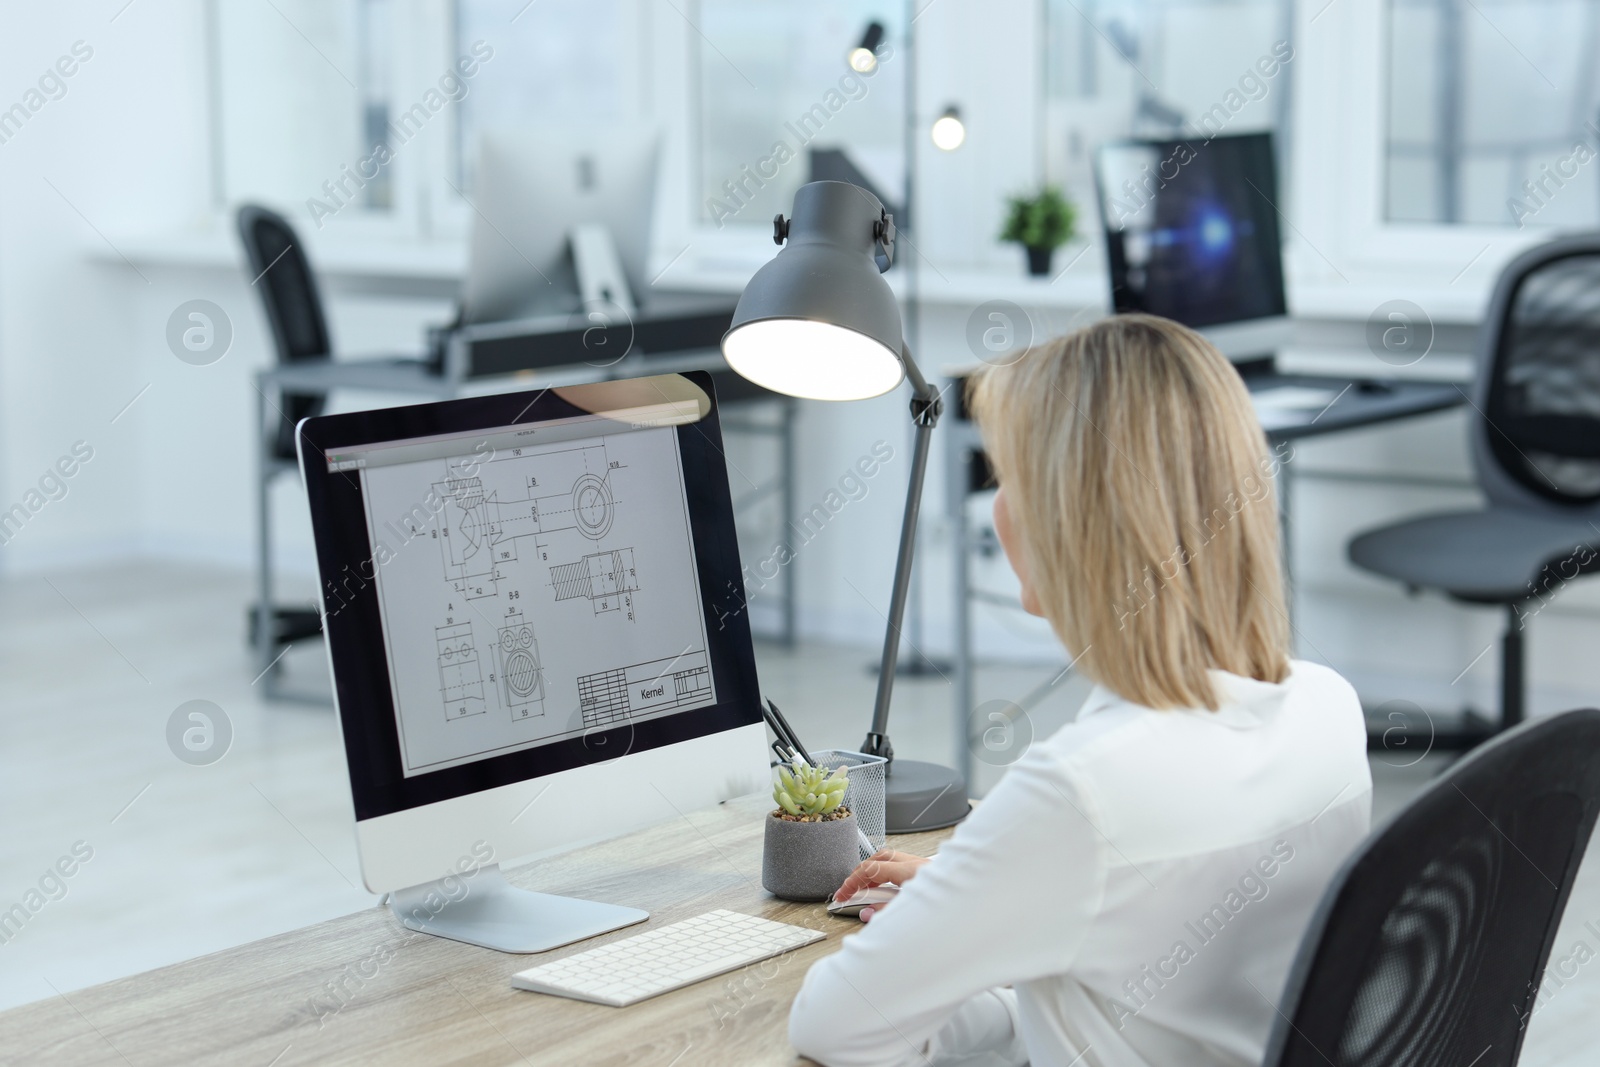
left=0, top=794, right=951, bottom=1066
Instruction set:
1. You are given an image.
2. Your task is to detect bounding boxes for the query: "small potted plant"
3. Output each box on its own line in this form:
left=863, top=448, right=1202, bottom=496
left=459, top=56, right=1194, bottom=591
left=1000, top=186, right=1077, bottom=276
left=762, top=758, right=857, bottom=902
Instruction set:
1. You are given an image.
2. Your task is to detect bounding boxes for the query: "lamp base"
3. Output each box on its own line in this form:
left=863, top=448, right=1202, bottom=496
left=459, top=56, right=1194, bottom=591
left=884, top=759, right=970, bottom=834
left=865, top=652, right=954, bottom=678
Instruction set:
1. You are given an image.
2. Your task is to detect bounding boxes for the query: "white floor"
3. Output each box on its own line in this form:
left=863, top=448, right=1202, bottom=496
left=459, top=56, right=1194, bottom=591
left=1, top=562, right=1596, bottom=1062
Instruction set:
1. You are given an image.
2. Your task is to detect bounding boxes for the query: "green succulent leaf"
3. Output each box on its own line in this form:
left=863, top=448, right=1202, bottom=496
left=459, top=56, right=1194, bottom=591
left=775, top=786, right=800, bottom=815
left=772, top=756, right=849, bottom=816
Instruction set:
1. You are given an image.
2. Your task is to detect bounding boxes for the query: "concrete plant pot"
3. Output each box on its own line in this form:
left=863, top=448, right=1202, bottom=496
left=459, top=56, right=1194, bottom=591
left=762, top=810, right=859, bottom=902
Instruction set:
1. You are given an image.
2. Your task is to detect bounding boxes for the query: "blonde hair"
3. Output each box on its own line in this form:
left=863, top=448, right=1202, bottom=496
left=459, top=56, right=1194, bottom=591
left=970, top=313, right=1289, bottom=710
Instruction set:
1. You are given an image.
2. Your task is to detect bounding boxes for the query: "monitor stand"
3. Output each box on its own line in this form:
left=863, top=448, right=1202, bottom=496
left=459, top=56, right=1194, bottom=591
left=389, top=865, right=648, bottom=953
left=570, top=222, right=637, bottom=318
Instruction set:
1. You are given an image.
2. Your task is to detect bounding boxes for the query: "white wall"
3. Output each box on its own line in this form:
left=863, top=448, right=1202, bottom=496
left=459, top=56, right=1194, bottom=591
left=0, top=2, right=211, bottom=568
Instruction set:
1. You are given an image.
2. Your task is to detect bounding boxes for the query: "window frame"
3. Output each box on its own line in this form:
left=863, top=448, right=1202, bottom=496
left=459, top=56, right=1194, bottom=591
left=1289, top=0, right=1553, bottom=300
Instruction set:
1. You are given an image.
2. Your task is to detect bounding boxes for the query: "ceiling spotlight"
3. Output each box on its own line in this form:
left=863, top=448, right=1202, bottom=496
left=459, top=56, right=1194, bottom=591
left=930, top=105, right=965, bottom=151
left=849, top=22, right=885, bottom=73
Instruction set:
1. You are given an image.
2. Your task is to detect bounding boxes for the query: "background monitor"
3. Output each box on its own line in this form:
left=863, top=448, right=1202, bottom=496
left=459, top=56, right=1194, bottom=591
left=462, top=127, right=660, bottom=324
left=298, top=372, right=767, bottom=950
left=1095, top=131, right=1289, bottom=361
left=808, top=147, right=903, bottom=223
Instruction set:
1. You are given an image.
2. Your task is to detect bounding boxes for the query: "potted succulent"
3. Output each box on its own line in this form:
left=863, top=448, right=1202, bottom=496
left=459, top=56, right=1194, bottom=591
left=1000, top=186, right=1077, bottom=276
left=762, top=758, right=857, bottom=902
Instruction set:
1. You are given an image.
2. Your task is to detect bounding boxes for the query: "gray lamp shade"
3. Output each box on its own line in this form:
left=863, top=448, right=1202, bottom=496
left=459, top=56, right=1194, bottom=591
left=722, top=181, right=907, bottom=401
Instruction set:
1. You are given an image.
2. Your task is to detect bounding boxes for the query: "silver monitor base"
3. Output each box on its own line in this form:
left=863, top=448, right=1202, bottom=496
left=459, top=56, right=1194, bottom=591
left=389, top=865, right=648, bottom=954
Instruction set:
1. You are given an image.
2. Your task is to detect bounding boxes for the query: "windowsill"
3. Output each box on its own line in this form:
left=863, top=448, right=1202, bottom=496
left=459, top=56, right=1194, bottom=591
left=104, top=226, right=468, bottom=282
left=97, top=228, right=1494, bottom=325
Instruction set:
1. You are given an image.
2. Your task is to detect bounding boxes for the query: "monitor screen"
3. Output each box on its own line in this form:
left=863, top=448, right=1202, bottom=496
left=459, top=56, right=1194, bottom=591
left=346, top=413, right=715, bottom=777
left=1095, top=131, right=1287, bottom=330
left=300, top=374, right=761, bottom=819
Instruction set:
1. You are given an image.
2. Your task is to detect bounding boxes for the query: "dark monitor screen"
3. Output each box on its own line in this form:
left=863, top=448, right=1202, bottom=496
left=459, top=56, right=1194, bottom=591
left=1095, top=131, right=1287, bottom=329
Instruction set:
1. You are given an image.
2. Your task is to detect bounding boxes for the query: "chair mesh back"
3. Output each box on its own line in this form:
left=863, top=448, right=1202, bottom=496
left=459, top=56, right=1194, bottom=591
left=1264, top=709, right=1600, bottom=1067
left=236, top=205, right=331, bottom=460
left=1485, top=251, right=1600, bottom=504
left=1334, top=835, right=1497, bottom=1064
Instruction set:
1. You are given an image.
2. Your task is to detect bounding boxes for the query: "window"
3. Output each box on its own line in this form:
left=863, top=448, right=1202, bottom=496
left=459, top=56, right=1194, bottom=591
left=214, top=0, right=392, bottom=223
left=453, top=0, right=643, bottom=191
left=211, top=0, right=650, bottom=236
left=1385, top=0, right=1600, bottom=227
left=357, top=0, right=396, bottom=211
left=1042, top=0, right=1294, bottom=210
left=692, top=0, right=906, bottom=229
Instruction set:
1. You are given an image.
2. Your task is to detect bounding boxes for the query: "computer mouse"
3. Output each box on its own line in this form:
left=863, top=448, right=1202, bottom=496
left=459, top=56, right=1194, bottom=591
left=826, top=884, right=899, bottom=918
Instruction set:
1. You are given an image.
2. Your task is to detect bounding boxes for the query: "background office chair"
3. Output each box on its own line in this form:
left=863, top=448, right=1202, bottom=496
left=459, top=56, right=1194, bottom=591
left=1263, top=707, right=1600, bottom=1067
left=237, top=204, right=328, bottom=653
left=237, top=204, right=335, bottom=463
left=1348, top=234, right=1600, bottom=741
left=238, top=206, right=448, bottom=681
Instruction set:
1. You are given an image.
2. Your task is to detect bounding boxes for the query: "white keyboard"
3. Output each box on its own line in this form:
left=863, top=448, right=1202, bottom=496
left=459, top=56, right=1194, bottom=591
left=510, top=909, right=826, bottom=1007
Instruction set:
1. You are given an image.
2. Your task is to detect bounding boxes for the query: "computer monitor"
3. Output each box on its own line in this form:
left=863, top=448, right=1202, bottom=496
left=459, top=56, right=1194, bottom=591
left=1094, top=131, right=1289, bottom=361
left=462, top=126, right=660, bottom=324
left=298, top=372, right=767, bottom=952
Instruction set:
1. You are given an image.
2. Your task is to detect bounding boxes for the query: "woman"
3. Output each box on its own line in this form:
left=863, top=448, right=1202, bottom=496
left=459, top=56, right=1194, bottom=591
left=789, top=315, right=1371, bottom=1067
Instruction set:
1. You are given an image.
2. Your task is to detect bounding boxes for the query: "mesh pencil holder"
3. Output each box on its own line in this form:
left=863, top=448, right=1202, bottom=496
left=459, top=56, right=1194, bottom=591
left=810, top=749, right=888, bottom=860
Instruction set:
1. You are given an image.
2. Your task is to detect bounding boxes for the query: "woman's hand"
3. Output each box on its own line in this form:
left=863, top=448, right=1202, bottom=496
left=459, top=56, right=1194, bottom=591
left=834, top=850, right=930, bottom=921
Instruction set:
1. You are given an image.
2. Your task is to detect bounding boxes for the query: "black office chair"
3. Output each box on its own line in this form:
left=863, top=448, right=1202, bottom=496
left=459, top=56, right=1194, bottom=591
left=237, top=205, right=328, bottom=652
left=237, top=204, right=336, bottom=463
left=1263, top=707, right=1600, bottom=1067
left=237, top=205, right=448, bottom=675
left=1348, top=234, right=1600, bottom=740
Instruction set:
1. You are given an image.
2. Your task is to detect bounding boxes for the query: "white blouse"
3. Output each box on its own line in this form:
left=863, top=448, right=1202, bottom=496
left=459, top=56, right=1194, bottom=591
left=789, top=660, right=1372, bottom=1067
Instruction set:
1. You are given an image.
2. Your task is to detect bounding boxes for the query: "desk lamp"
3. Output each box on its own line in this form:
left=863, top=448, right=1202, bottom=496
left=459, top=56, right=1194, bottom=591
left=722, top=180, right=969, bottom=832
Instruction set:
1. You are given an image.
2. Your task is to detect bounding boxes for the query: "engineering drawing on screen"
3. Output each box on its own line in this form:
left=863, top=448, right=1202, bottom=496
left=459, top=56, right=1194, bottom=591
left=359, top=423, right=716, bottom=777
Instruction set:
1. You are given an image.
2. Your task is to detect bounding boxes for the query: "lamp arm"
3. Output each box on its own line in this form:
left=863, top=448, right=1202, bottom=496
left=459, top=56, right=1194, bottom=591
left=900, top=345, right=938, bottom=409
left=862, top=344, right=943, bottom=762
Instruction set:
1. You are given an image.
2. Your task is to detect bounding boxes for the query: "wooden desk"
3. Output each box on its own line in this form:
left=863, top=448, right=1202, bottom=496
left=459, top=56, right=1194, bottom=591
left=0, top=795, right=955, bottom=1066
